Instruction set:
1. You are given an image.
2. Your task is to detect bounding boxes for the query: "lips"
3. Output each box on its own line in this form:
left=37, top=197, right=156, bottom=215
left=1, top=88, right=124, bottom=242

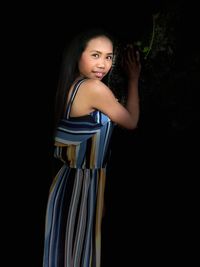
left=93, top=72, right=105, bottom=79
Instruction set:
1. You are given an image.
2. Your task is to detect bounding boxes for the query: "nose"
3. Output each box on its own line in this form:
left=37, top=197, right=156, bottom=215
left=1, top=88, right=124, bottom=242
left=97, top=58, right=105, bottom=68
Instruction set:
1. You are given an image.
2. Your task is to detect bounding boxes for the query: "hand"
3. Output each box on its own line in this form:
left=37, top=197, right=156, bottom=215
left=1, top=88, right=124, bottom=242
left=121, top=44, right=141, bottom=81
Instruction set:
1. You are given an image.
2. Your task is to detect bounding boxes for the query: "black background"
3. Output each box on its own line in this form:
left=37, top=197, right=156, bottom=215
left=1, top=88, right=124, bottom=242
left=5, top=0, right=199, bottom=266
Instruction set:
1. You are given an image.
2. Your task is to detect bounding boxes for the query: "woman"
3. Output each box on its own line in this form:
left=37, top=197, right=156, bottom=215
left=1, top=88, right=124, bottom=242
left=43, top=28, right=141, bottom=267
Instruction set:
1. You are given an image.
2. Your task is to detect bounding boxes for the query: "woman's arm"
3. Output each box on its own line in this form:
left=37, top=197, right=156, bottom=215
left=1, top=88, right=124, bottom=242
left=123, top=45, right=141, bottom=128
left=87, top=45, right=141, bottom=129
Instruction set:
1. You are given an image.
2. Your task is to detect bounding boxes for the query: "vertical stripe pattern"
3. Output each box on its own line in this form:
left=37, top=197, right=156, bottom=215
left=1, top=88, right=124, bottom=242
left=43, top=78, right=114, bottom=267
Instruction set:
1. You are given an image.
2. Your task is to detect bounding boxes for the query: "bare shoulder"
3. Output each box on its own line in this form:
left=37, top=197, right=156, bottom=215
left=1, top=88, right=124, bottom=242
left=83, top=78, right=105, bottom=88
left=80, top=78, right=119, bottom=114
left=81, top=78, right=114, bottom=97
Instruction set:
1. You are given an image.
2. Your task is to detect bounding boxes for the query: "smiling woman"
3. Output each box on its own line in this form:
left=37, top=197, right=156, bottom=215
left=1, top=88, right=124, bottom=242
left=78, top=36, right=113, bottom=80
left=42, top=27, right=141, bottom=267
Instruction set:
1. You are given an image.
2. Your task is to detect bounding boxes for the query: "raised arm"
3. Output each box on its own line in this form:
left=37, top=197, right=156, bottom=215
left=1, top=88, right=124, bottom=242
left=87, top=45, right=141, bottom=129
left=122, top=44, right=141, bottom=128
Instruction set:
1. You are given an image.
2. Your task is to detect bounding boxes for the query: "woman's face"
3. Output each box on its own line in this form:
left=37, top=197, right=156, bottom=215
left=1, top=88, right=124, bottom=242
left=78, top=36, right=113, bottom=80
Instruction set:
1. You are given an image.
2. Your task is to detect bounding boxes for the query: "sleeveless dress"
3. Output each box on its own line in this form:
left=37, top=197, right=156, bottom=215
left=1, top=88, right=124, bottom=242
left=43, top=78, right=115, bottom=267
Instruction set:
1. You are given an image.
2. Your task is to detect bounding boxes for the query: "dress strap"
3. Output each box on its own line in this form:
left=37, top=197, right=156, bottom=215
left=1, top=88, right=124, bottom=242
left=64, top=78, right=87, bottom=119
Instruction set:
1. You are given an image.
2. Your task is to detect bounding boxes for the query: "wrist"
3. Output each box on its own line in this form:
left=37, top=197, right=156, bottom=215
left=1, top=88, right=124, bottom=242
left=128, top=78, right=139, bottom=86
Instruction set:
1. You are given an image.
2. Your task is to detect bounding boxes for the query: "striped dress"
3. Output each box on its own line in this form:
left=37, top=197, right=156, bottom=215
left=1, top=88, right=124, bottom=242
left=43, top=78, right=114, bottom=267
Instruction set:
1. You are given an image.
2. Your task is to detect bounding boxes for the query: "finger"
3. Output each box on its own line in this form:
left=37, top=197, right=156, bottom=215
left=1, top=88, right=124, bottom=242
left=128, top=47, right=137, bottom=63
left=135, top=50, right=140, bottom=62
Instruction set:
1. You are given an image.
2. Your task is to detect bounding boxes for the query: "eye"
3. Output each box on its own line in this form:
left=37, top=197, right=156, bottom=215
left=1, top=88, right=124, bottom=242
left=107, top=55, right=113, bottom=60
left=92, top=53, right=99, bottom=58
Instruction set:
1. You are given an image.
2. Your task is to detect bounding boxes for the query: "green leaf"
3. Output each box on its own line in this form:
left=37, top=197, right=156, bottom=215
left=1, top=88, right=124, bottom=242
left=143, top=47, right=149, bottom=53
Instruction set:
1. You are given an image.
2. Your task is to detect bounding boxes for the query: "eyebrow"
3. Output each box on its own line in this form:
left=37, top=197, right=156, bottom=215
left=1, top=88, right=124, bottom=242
left=90, top=50, right=113, bottom=55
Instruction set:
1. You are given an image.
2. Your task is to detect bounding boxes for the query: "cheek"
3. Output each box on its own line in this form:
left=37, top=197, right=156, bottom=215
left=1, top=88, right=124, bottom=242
left=78, top=58, right=87, bottom=72
left=79, top=56, right=93, bottom=72
left=107, top=62, right=113, bottom=71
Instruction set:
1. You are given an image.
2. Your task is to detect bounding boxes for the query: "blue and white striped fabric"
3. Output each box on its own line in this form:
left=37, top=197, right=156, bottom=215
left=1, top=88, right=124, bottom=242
left=43, top=78, right=114, bottom=267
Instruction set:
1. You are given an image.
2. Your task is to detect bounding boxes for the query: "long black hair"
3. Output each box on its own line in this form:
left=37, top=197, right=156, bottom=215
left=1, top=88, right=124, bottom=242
left=54, top=28, right=116, bottom=130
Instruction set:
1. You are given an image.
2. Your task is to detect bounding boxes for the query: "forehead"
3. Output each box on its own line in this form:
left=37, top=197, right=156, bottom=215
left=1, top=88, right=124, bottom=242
left=85, top=36, right=113, bottom=51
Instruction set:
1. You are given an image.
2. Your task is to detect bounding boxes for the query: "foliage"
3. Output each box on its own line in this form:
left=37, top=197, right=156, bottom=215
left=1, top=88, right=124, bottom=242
left=109, top=1, right=200, bottom=133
